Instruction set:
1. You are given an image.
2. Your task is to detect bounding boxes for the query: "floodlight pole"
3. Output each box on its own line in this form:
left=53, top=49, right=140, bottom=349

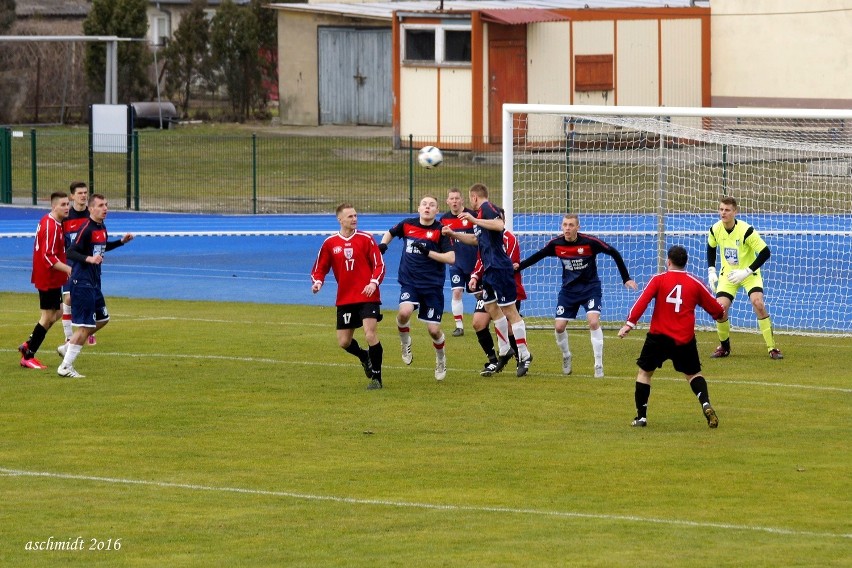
left=105, top=40, right=118, bottom=104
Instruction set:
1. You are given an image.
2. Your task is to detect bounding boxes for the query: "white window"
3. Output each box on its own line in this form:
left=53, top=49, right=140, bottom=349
left=150, top=15, right=170, bottom=46
left=402, top=23, right=471, bottom=66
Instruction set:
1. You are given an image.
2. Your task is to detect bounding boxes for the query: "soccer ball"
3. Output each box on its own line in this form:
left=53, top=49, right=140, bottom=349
left=418, top=146, right=443, bottom=169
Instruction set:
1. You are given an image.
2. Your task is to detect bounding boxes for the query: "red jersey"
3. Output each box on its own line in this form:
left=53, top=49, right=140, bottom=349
left=625, top=269, right=724, bottom=345
left=472, top=230, right=526, bottom=300
left=31, top=212, right=68, bottom=290
left=311, top=230, right=385, bottom=306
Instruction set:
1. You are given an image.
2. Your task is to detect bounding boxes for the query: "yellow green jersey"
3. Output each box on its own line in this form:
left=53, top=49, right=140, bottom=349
left=707, top=219, right=768, bottom=274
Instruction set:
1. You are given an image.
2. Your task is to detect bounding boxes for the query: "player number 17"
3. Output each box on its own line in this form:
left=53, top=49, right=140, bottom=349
left=345, top=259, right=355, bottom=271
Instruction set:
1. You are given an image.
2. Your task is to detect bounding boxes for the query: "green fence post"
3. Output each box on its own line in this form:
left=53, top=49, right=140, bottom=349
left=30, top=129, right=37, bottom=205
left=408, top=134, right=414, bottom=213
left=252, top=133, right=257, bottom=215
left=0, top=127, right=11, bottom=204
left=133, top=131, right=140, bottom=211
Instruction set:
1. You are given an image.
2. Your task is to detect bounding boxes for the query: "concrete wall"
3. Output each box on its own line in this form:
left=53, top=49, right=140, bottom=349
left=712, top=0, right=852, bottom=109
left=278, top=11, right=388, bottom=125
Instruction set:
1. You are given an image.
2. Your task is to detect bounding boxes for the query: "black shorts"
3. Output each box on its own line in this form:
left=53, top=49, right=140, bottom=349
left=474, top=298, right=521, bottom=315
left=336, top=302, right=382, bottom=330
left=38, top=288, right=63, bottom=311
left=636, top=333, right=701, bottom=376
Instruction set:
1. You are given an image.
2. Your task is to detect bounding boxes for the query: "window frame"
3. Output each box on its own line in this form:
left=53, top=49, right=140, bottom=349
left=401, top=23, right=472, bottom=67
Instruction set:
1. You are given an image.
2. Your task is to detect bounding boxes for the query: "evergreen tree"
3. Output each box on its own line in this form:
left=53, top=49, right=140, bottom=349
left=209, top=0, right=278, bottom=121
left=83, top=0, right=153, bottom=103
left=0, top=0, right=15, bottom=34
left=210, top=0, right=259, bottom=120
left=162, top=0, right=211, bottom=117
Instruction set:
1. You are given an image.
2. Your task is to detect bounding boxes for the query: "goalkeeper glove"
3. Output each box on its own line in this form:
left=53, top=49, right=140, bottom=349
left=411, top=241, right=429, bottom=255
left=707, top=267, right=718, bottom=290
left=727, top=267, right=753, bottom=285
left=378, top=243, right=388, bottom=255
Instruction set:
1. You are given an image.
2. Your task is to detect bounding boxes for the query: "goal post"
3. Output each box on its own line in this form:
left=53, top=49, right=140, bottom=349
left=501, top=104, right=852, bottom=336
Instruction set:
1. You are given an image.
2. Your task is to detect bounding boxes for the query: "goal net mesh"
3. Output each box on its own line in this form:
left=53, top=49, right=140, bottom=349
left=505, top=106, right=852, bottom=335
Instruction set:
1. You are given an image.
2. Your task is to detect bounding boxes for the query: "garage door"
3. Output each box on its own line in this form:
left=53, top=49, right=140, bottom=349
left=318, top=27, right=392, bottom=126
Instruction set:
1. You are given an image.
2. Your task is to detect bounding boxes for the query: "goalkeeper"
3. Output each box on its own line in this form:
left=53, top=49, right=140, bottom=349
left=706, top=196, right=782, bottom=360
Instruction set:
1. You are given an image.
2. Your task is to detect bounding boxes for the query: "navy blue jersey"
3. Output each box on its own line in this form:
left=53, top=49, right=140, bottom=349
left=388, top=217, right=453, bottom=289
left=67, top=219, right=124, bottom=289
left=474, top=201, right=512, bottom=272
left=517, top=233, right=632, bottom=299
left=439, top=208, right=478, bottom=274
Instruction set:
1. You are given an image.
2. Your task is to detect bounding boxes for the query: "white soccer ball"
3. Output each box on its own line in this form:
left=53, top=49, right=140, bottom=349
left=418, top=146, right=443, bottom=169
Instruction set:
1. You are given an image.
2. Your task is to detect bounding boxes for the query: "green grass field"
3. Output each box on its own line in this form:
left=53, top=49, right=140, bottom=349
left=1, top=291, right=849, bottom=566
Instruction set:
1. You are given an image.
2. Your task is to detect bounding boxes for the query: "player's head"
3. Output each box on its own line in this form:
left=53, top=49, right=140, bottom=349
left=88, top=193, right=108, bottom=222
left=418, top=195, right=439, bottom=222
left=562, top=214, right=580, bottom=240
left=446, top=188, right=464, bottom=212
left=718, top=196, right=738, bottom=223
left=335, top=203, right=357, bottom=232
left=468, top=183, right=488, bottom=209
left=69, top=181, right=89, bottom=209
left=50, top=191, right=70, bottom=219
left=667, top=245, right=688, bottom=269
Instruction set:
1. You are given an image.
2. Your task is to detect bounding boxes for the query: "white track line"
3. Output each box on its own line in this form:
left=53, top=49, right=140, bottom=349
left=1, top=467, right=847, bottom=540
left=2, top=348, right=851, bottom=391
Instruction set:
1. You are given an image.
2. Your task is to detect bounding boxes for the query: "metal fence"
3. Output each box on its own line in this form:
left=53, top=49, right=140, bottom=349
left=0, top=128, right=504, bottom=214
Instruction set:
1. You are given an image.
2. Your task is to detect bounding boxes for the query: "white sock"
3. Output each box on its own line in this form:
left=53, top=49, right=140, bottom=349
left=61, top=342, right=83, bottom=368
left=590, top=327, right=604, bottom=367
left=397, top=318, right=411, bottom=344
left=493, top=316, right=510, bottom=355
left=555, top=329, right=571, bottom=357
left=433, top=333, right=446, bottom=356
left=451, top=298, right=464, bottom=328
left=62, top=303, right=73, bottom=341
left=511, top=320, right=530, bottom=359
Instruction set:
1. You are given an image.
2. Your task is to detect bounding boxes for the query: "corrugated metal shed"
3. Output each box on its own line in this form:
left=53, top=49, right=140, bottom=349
left=480, top=9, right=570, bottom=25
left=270, top=0, right=703, bottom=20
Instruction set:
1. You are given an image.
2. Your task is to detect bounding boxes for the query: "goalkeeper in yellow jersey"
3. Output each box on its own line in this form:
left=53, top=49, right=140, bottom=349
left=706, top=196, right=783, bottom=360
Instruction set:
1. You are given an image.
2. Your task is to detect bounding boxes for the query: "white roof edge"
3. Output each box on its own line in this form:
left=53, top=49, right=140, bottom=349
left=268, top=1, right=702, bottom=21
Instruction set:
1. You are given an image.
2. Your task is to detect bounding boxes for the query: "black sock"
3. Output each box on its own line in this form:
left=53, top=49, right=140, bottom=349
left=26, top=323, right=48, bottom=357
left=344, top=339, right=368, bottom=361
left=368, top=342, right=383, bottom=382
left=509, top=334, right=518, bottom=361
left=689, top=376, right=710, bottom=406
left=721, top=338, right=730, bottom=351
left=476, top=328, right=496, bottom=361
left=635, top=382, right=651, bottom=419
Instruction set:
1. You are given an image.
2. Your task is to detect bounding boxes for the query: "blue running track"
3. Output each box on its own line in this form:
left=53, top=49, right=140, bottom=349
left=2, top=206, right=850, bottom=332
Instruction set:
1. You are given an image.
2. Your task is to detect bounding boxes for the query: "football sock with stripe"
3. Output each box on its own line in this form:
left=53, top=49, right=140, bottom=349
left=634, top=382, right=651, bottom=419
left=62, top=303, right=73, bottom=341
left=689, top=375, right=710, bottom=406
left=368, top=342, right=383, bottom=382
left=344, top=339, right=368, bottom=362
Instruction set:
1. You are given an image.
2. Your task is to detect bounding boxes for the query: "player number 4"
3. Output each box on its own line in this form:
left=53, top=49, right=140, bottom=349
left=666, top=284, right=683, bottom=312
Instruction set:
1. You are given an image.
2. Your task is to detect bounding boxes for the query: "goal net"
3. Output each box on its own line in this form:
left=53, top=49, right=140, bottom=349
left=502, top=105, right=852, bottom=336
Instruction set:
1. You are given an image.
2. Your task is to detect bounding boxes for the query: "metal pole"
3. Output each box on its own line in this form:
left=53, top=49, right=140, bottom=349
left=30, top=129, right=37, bottom=205
left=133, top=131, right=140, bottom=211
left=656, top=118, right=667, bottom=272
left=408, top=134, right=414, bottom=213
left=252, top=134, right=258, bottom=215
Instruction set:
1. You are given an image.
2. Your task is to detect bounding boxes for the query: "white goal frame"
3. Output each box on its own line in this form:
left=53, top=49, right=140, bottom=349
left=500, top=104, right=852, bottom=336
